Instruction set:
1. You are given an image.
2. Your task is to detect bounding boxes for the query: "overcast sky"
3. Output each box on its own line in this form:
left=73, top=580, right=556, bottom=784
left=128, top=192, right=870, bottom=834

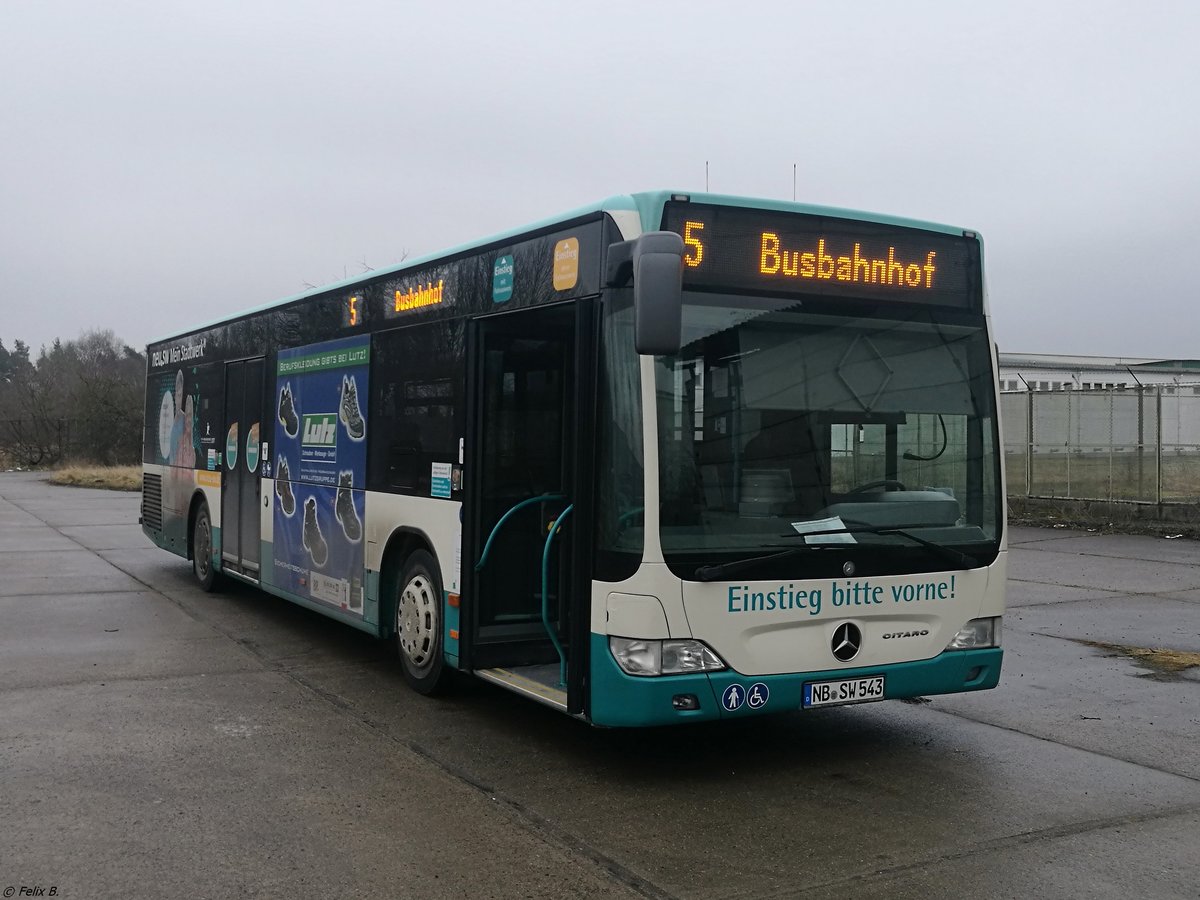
left=2, top=1, right=1196, bottom=358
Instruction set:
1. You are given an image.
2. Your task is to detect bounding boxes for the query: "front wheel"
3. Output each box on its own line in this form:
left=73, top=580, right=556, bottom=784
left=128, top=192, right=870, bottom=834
left=394, top=549, right=447, bottom=695
left=192, top=501, right=221, bottom=592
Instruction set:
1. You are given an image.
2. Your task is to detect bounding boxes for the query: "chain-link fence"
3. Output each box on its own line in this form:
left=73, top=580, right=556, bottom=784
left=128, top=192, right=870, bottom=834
left=1002, top=385, right=1200, bottom=505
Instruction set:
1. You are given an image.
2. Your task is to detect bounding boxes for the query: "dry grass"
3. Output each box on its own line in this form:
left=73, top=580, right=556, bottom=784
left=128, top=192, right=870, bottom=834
left=1009, top=451, right=1200, bottom=504
left=49, top=465, right=141, bottom=492
left=1070, top=638, right=1200, bottom=674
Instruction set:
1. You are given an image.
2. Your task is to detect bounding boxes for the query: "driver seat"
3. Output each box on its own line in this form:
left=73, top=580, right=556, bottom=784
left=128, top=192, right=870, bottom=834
left=741, top=411, right=830, bottom=516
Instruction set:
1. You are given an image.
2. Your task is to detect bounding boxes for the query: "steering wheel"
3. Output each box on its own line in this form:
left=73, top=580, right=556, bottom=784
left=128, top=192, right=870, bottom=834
left=846, top=479, right=906, bottom=494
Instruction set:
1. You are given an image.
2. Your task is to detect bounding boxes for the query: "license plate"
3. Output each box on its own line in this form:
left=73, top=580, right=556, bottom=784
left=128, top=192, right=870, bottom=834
left=802, top=675, right=886, bottom=708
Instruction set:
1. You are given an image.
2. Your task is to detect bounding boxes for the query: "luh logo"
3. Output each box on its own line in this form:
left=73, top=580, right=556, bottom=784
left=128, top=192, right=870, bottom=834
left=301, top=413, right=338, bottom=448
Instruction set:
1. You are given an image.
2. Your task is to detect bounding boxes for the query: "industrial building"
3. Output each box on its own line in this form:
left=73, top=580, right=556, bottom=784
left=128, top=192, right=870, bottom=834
left=998, top=354, right=1200, bottom=392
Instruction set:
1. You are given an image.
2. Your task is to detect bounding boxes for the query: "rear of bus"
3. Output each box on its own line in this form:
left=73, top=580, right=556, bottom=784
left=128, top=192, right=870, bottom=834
left=590, top=194, right=1004, bottom=726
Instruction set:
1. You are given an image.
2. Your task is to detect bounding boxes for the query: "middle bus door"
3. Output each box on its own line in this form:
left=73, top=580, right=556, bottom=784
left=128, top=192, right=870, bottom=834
left=221, top=357, right=265, bottom=579
left=463, top=300, right=596, bottom=717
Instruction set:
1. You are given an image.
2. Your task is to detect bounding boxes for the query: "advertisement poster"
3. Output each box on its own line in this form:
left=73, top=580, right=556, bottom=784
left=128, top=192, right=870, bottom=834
left=153, top=370, right=193, bottom=468
left=272, top=335, right=369, bottom=615
left=148, top=360, right=222, bottom=522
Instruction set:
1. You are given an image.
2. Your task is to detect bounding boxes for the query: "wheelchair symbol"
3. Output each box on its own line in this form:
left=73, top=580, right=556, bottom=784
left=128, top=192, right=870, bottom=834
left=747, top=682, right=769, bottom=709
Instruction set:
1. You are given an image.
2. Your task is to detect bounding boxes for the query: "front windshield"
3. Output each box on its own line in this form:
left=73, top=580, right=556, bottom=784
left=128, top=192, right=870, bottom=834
left=655, top=293, right=1001, bottom=576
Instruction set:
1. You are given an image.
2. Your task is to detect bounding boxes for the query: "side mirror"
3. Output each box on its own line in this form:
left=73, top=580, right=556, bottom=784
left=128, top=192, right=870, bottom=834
left=606, top=231, right=683, bottom=356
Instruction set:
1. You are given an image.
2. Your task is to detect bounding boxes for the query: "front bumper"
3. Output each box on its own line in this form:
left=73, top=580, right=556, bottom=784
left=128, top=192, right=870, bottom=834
left=588, top=632, right=1002, bottom=727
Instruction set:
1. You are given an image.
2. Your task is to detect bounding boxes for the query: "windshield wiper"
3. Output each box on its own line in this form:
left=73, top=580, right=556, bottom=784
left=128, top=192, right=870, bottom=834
left=694, top=546, right=819, bottom=582
left=866, top=526, right=977, bottom=569
left=693, top=525, right=979, bottom=582
left=781, top=523, right=977, bottom=570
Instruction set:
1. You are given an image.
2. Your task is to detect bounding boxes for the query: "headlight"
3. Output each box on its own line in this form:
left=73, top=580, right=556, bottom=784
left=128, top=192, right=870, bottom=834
left=609, top=637, right=726, bottom=676
left=945, top=617, right=1002, bottom=650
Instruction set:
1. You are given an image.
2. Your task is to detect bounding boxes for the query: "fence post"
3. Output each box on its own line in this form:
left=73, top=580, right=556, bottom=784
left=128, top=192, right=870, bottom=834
left=1156, top=387, right=1163, bottom=506
left=1025, top=389, right=1033, bottom=497
left=1070, top=388, right=1080, bottom=496
left=1137, top=387, right=1145, bottom=500
left=1107, top=388, right=1114, bottom=502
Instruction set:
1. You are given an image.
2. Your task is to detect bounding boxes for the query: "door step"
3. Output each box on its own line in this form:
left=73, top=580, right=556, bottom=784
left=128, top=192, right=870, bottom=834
left=222, top=565, right=260, bottom=586
left=475, top=664, right=567, bottom=711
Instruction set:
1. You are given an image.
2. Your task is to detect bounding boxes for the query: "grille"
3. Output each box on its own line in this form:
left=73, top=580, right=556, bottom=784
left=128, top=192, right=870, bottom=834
left=141, top=472, right=163, bottom=530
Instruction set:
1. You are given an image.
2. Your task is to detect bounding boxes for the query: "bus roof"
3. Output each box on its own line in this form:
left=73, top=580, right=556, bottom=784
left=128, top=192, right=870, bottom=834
left=150, top=191, right=975, bottom=345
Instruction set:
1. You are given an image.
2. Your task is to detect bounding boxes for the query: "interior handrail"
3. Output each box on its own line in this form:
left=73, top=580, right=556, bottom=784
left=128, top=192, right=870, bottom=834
left=475, top=492, right=565, bottom=571
left=541, top=504, right=574, bottom=688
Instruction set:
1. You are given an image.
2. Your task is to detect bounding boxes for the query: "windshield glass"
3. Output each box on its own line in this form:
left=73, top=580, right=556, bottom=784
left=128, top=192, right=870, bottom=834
left=655, top=292, right=1001, bottom=577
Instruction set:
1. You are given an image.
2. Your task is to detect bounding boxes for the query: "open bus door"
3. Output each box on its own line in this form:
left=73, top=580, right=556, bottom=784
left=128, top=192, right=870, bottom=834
left=462, top=300, right=597, bottom=717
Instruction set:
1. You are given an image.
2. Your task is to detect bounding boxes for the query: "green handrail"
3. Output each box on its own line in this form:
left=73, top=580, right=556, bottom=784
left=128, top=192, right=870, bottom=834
left=474, top=493, right=565, bottom=571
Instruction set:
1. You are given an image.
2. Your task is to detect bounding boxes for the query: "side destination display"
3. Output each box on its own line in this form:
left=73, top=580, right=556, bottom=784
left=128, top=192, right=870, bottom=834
left=661, top=202, right=981, bottom=309
left=272, top=334, right=369, bottom=616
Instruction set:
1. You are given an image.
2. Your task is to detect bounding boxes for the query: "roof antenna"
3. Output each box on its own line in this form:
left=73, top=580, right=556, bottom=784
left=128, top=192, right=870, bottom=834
left=793, top=163, right=797, bottom=201
left=705, top=160, right=709, bottom=192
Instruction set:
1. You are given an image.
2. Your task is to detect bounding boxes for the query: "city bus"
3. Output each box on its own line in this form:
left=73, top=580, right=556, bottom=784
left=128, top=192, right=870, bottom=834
left=141, top=191, right=1005, bottom=726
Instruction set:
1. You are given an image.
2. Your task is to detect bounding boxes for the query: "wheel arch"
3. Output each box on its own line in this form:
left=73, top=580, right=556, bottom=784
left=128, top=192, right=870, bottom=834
left=187, top=489, right=212, bottom=562
left=378, top=526, right=440, bottom=639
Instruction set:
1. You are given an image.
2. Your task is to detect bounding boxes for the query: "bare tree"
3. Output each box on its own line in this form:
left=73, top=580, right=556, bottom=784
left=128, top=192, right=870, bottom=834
left=0, top=330, right=144, bottom=466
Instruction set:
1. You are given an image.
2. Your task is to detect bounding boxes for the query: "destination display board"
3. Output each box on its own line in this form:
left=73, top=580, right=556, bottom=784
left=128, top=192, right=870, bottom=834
left=358, top=220, right=603, bottom=326
left=661, top=202, right=981, bottom=309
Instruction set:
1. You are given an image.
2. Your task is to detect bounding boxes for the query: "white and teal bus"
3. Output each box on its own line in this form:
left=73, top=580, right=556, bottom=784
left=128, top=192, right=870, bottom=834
left=142, top=191, right=1005, bottom=726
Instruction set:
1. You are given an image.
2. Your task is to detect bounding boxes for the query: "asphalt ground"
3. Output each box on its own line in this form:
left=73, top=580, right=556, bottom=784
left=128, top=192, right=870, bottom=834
left=1, top=472, right=1197, bottom=900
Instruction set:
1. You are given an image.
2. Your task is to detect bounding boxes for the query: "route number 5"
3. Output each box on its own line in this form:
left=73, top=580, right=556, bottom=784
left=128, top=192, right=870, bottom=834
left=683, top=221, right=705, bottom=268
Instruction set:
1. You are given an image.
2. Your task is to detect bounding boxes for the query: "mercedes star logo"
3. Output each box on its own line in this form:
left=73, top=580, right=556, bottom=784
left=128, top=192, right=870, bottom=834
left=831, top=623, right=862, bottom=662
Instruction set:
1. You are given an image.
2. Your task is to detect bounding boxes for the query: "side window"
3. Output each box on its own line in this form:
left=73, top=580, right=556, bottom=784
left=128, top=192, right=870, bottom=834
left=369, top=321, right=463, bottom=495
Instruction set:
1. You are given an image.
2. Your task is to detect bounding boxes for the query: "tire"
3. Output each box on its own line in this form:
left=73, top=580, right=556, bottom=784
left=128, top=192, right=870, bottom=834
left=192, top=501, right=221, bottom=592
left=394, top=549, right=447, bottom=695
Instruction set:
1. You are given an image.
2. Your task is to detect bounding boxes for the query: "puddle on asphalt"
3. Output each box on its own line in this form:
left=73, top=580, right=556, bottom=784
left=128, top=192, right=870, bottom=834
left=1063, top=636, right=1200, bottom=679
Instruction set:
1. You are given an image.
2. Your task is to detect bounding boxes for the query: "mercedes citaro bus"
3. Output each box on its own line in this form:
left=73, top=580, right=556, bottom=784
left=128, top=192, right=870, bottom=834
left=142, top=191, right=1005, bottom=726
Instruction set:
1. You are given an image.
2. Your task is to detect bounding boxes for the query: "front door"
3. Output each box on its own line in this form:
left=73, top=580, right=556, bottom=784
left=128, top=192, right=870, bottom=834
left=221, top=357, right=265, bottom=577
left=463, top=300, right=596, bottom=714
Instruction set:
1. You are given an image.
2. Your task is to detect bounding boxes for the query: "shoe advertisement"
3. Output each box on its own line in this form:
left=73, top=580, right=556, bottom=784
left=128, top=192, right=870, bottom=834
left=272, top=335, right=369, bottom=615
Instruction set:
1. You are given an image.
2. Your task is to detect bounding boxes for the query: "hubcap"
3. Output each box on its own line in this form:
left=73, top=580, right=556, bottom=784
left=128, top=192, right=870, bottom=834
left=196, top=516, right=211, bottom=578
left=397, top=573, right=437, bottom=670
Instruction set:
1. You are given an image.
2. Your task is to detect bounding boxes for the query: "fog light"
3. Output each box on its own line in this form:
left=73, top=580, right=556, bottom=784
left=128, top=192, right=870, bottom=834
left=946, top=617, right=1002, bottom=650
left=672, top=694, right=700, bottom=710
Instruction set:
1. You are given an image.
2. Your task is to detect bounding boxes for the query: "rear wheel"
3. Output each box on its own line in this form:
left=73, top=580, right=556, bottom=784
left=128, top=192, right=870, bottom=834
left=192, top=501, right=221, bottom=592
left=394, top=549, right=447, bottom=695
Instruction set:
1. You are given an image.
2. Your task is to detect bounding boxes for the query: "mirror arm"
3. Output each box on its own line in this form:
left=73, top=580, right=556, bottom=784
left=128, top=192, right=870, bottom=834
left=605, top=240, right=635, bottom=286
